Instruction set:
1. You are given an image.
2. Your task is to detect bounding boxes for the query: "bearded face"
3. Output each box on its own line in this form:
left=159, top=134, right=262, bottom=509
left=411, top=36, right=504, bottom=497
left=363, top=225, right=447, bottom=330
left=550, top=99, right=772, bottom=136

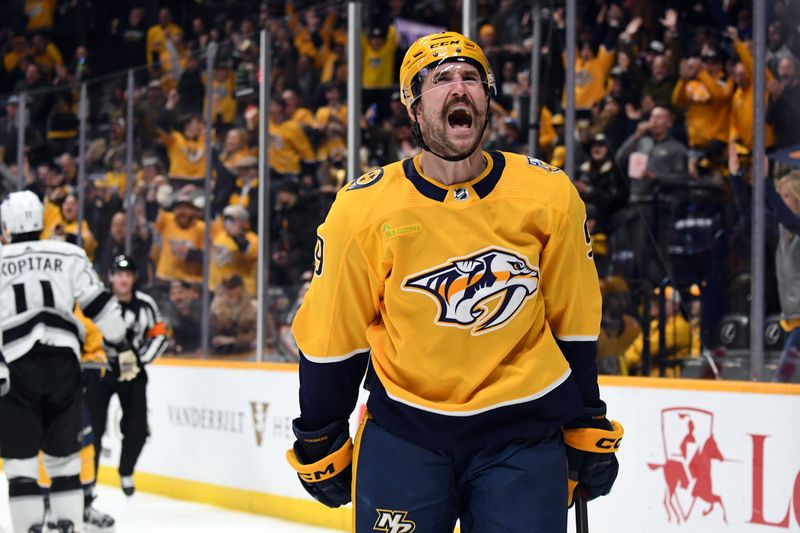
left=413, top=62, right=490, bottom=160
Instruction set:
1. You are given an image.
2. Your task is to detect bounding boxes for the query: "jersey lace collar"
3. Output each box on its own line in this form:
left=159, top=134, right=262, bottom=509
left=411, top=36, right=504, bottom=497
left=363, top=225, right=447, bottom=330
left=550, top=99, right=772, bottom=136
left=402, top=151, right=506, bottom=202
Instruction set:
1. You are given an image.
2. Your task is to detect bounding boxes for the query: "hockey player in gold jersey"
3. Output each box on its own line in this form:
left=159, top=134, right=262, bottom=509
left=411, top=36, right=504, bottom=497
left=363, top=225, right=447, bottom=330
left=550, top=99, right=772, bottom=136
left=287, top=31, right=623, bottom=532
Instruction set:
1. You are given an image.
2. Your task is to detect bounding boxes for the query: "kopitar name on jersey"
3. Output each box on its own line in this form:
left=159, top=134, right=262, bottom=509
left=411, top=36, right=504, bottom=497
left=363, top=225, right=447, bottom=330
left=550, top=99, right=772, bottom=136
left=1, top=254, right=64, bottom=276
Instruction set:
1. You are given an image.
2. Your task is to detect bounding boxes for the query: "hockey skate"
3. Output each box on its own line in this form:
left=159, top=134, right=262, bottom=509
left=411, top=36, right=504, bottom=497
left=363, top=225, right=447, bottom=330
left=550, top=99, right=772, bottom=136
left=28, top=520, right=75, bottom=533
left=84, top=504, right=116, bottom=531
left=48, top=520, right=75, bottom=533
left=120, top=476, right=135, bottom=497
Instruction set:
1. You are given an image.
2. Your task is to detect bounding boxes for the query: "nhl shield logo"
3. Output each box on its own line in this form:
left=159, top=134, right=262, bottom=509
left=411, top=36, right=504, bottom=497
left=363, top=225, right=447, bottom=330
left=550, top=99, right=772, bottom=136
left=647, top=407, right=728, bottom=524
left=402, top=247, right=539, bottom=335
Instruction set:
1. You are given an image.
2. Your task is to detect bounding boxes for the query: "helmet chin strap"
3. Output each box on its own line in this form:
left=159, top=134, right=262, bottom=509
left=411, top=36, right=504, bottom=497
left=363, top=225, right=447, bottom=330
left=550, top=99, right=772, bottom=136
left=411, top=99, right=491, bottom=163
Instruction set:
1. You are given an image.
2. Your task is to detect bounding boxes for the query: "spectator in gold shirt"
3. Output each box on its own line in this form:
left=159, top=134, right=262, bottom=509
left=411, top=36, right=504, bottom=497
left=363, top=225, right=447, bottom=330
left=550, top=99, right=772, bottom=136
left=286, top=1, right=338, bottom=71
left=210, top=205, right=259, bottom=297
left=362, top=24, right=398, bottom=122
left=282, top=88, right=315, bottom=130
left=623, top=286, right=700, bottom=377
left=219, top=128, right=252, bottom=173
left=566, top=40, right=617, bottom=112
left=596, top=277, right=642, bottom=375
left=207, top=62, right=237, bottom=127
left=30, top=32, right=64, bottom=81
left=268, top=96, right=316, bottom=183
left=41, top=192, right=98, bottom=259
left=159, top=90, right=207, bottom=184
left=672, top=49, right=734, bottom=151
left=25, top=0, right=56, bottom=32
left=146, top=8, right=183, bottom=75
left=727, top=26, right=775, bottom=151
left=154, top=186, right=205, bottom=285
left=362, top=24, right=397, bottom=90
left=3, top=35, right=30, bottom=76
left=554, top=4, right=621, bottom=112
left=314, top=82, right=348, bottom=131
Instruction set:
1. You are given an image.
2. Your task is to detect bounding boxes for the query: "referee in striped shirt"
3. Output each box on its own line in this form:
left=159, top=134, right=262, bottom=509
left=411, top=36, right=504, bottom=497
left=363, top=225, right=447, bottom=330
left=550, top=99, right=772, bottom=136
left=86, top=254, right=168, bottom=497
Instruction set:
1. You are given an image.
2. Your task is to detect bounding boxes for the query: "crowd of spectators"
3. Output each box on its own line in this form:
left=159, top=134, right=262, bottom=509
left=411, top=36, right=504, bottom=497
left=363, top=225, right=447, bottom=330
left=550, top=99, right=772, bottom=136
left=0, top=0, right=798, bottom=379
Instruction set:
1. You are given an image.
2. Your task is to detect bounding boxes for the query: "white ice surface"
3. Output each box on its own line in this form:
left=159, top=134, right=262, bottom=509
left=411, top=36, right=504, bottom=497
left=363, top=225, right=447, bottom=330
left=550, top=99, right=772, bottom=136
left=0, top=473, right=340, bottom=533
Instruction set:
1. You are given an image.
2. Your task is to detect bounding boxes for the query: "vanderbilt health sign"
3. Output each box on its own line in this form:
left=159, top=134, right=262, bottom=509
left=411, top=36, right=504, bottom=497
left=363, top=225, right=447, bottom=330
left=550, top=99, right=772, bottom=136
left=99, top=361, right=308, bottom=501
left=98, top=363, right=800, bottom=532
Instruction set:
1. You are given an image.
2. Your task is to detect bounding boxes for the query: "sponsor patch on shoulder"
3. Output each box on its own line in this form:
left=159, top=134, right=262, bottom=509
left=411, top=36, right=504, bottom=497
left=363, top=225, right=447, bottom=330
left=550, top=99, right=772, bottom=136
left=382, top=223, right=423, bottom=240
left=526, top=156, right=562, bottom=173
left=347, top=168, right=384, bottom=191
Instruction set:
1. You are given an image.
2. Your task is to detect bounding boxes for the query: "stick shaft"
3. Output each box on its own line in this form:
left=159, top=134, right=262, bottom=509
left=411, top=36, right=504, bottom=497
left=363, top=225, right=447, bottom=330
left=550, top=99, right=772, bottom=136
left=575, top=487, right=589, bottom=533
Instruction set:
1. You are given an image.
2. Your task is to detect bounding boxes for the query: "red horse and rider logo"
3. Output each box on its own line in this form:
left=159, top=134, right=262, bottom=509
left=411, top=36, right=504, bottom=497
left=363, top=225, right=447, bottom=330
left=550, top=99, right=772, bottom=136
left=648, top=407, right=728, bottom=525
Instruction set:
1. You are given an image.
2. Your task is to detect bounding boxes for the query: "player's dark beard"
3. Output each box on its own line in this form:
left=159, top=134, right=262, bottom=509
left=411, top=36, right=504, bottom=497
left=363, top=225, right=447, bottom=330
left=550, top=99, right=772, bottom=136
left=419, top=97, right=487, bottom=160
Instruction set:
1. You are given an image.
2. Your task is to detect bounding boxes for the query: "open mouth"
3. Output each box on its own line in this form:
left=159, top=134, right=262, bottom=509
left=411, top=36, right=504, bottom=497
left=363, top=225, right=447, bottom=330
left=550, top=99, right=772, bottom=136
left=447, top=107, right=473, bottom=129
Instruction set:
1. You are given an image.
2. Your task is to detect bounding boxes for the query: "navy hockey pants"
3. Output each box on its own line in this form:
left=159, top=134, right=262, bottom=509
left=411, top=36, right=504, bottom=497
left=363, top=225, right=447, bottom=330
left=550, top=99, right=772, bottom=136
left=353, top=418, right=568, bottom=533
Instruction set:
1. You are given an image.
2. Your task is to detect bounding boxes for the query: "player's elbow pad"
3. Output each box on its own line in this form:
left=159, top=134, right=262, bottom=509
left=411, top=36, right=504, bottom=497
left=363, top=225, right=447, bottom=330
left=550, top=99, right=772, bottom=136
left=285, top=418, right=353, bottom=508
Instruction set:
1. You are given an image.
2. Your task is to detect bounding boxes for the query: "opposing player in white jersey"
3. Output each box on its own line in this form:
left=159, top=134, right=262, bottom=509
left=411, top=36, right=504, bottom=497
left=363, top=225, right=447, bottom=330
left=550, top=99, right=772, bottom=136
left=0, top=191, right=139, bottom=533
left=0, top=240, right=6, bottom=397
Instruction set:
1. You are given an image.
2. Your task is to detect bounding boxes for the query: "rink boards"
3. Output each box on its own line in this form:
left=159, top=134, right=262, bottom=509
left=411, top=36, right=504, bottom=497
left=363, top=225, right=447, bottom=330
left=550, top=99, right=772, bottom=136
left=96, top=359, right=800, bottom=532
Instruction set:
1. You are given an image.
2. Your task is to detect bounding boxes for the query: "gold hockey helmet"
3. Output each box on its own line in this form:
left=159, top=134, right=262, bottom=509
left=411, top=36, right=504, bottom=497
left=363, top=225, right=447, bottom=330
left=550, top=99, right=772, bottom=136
left=399, top=31, right=496, bottom=109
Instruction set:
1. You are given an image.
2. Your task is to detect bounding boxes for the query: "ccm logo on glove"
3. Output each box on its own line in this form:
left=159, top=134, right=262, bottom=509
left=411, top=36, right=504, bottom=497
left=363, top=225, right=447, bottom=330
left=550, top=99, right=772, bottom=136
left=596, top=436, right=622, bottom=450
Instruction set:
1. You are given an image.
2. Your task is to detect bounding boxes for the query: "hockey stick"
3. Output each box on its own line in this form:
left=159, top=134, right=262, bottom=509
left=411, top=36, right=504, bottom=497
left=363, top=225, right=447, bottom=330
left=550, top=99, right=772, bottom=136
left=574, top=486, right=589, bottom=533
left=81, top=361, right=111, bottom=371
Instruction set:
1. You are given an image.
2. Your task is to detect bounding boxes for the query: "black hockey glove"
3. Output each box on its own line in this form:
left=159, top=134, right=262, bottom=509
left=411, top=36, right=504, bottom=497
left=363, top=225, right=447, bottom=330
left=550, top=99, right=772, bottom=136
left=285, top=418, right=353, bottom=508
left=563, top=401, right=623, bottom=507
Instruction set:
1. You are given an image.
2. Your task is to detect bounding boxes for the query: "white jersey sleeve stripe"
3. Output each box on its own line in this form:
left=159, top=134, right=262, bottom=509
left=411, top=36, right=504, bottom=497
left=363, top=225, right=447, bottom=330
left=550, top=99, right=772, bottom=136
left=139, top=335, right=168, bottom=364
left=301, top=347, right=372, bottom=363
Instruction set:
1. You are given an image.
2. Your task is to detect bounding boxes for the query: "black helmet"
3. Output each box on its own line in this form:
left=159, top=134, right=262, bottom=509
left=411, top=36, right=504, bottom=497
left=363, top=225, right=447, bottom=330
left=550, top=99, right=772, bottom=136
left=111, top=254, right=137, bottom=274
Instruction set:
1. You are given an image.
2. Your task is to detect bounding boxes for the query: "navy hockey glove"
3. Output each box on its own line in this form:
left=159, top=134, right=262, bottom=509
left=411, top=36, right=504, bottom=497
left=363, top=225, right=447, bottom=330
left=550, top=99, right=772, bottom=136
left=563, top=402, right=623, bottom=507
left=285, top=418, right=353, bottom=508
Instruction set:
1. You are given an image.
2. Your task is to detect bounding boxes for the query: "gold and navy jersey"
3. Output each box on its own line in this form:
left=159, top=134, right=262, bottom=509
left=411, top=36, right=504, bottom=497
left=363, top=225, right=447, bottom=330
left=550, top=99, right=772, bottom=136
left=76, top=306, right=105, bottom=364
left=209, top=230, right=259, bottom=296
left=26, top=0, right=57, bottom=31
left=361, top=25, right=398, bottom=90
left=292, top=151, right=602, bottom=449
left=672, top=70, right=733, bottom=148
left=160, top=131, right=207, bottom=181
left=154, top=211, right=205, bottom=283
left=268, top=118, right=315, bottom=176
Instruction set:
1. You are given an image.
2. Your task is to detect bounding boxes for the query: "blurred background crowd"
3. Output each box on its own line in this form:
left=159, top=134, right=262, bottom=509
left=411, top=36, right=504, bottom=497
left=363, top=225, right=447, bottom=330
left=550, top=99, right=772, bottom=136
left=0, top=0, right=798, bottom=380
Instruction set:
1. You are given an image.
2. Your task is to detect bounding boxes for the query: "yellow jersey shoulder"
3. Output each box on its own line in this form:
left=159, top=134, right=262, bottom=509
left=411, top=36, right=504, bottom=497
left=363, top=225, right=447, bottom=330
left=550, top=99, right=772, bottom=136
left=329, top=160, right=409, bottom=229
left=497, top=151, right=575, bottom=214
left=501, top=151, right=564, bottom=176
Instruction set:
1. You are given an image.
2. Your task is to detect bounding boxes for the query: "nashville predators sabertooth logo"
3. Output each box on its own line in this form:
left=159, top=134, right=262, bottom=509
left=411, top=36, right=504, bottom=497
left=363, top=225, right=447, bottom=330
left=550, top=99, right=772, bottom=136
left=402, top=247, right=539, bottom=335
